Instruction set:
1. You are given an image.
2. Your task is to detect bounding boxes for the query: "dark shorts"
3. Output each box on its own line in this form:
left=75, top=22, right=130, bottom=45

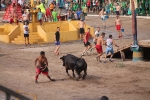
left=55, top=41, right=60, bottom=45
left=84, top=13, right=87, bottom=16
left=79, top=28, right=85, bottom=34
left=116, top=11, right=120, bottom=15
left=38, top=19, right=42, bottom=22
left=84, top=41, right=91, bottom=47
left=24, top=34, right=29, bottom=37
left=146, top=7, right=149, bottom=11
left=23, top=20, right=29, bottom=25
left=87, top=6, right=90, bottom=9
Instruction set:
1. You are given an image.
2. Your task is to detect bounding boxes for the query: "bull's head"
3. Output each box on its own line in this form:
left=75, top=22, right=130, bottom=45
left=60, top=56, right=65, bottom=66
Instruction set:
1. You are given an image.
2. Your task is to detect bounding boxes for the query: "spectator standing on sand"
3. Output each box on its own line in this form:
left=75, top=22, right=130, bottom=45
left=35, top=51, right=55, bottom=83
left=104, top=34, right=119, bottom=63
left=116, top=2, right=121, bottom=15
left=86, top=0, right=91, bottom=12
left=54, top=27, right=61, bottom=55
left=115, top=15, right=122, bottom=38
left=145, top=0, right=149, bottom=16
left=121, top=0, right=127, bottom=15
left=96, top=32, right=105, bottom=62
left=99, top=8, right=106, bottom=29
left=23, top=21, right=30, bottom=46
left=77, top=18, right=86, bottom=40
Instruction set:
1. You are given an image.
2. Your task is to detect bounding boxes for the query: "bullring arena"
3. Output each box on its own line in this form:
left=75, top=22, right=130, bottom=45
left=0, top=13, right=150, bottom=100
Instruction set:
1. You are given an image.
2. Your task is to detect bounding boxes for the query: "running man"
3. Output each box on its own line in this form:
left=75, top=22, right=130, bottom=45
left=23, top=21, right=30, bottom=46
left=116, top=3, right=121, bottom=15
left=115, top=15, right=122, bottom=38
left=82, top=28, right=92, bottom=56
left=104, top=35, right=119, bottom=63
left=99, top=8, right=106, bottom=29
left=54, top=27, right=61, bottom=55
left=96, top=32, right=105, bottom=62
left=35, top=51, right=55, bottom=83
left=78, top=19, right=86, bottom=40
left=93, top=27, right=100, bottom=45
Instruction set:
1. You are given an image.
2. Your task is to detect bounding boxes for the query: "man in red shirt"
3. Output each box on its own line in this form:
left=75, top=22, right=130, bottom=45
left=82, top=28, right=93, bottom=56
left=87, top=0, right=91, bottom=12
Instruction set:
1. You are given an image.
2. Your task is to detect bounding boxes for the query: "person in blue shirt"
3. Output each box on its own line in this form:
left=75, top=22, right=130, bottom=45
left=38, top=8, right=44, bottom=25
left=105, top=3, right=110, bottom=15
left=76, top=8, right=82, bottom=20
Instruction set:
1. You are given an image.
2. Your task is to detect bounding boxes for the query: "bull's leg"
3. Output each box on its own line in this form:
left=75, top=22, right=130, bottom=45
left=72, top=69, right=75, bottom=78
left=82, top=69, right=87, bottom=80
left=76, top=72, right=82, bottom=81
left=66, top=68, right=71, bottom=78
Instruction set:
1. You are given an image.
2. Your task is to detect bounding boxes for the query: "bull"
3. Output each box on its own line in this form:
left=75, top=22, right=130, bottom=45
left=60, top=54, right=87, bottom=81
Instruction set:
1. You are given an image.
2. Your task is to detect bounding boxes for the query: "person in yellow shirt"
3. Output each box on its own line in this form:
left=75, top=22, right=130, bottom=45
left=38, top=1, right=47, bottom=21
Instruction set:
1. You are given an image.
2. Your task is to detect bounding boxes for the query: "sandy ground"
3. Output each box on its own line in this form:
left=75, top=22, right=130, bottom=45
left=0, top=16, right=150, bottom=100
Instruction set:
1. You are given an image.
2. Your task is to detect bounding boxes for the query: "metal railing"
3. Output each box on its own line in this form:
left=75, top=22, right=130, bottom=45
left=0, top=85, right=31, bottom=100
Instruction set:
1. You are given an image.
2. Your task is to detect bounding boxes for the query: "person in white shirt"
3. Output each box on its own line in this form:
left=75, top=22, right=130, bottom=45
left=92, top=0, right=96, bottom=12
left=18, top=0, right=23, bottom=5
left=23, top=22, right=30, bottom=46
left=22, top=11, right=29, bottom=25
left=104, top=34, right=119, bottom=63
left=93, top=27, right=100, bottom=45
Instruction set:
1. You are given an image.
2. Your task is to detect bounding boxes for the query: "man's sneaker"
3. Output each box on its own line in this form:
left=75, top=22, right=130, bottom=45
left=90, top=48, right=92, bottom=52
left=96, top=56, right=98, bottom=61
left=104, top=26, right=106, bottom=29
left=109, top=59, right=113, bottom=62
left=35, top=80, right=38, bottom=83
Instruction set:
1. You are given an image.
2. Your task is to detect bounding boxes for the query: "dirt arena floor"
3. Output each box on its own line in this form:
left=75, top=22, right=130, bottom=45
left=0, top=16, right=150, bottom=100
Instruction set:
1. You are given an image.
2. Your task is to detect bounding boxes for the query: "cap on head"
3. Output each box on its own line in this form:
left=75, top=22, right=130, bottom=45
left=100, top=96, right=109, bottom=100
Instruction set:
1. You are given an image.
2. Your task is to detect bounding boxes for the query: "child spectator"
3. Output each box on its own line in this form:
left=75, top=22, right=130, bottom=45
left=23, top=21, right=30, bottom=46
left=38, top=8, right=44, bottom=25
left=52, top=9, right=58, bottom=22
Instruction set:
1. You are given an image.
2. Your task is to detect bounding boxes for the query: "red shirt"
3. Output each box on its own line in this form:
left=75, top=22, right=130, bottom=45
left=84, top=32, right=91, bottom=43
left=87, top=1, right=91, bottom=6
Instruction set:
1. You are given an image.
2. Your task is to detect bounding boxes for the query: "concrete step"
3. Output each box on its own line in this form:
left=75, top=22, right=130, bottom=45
left=11, top=32, right=44, bottom=44
left=14, top=37, right=41, bottom=40
left=12, top=39, right=43, bottom=42
left=11, top=39, right=44, bottom=44
left=17, top=35, right=40, bottom=38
